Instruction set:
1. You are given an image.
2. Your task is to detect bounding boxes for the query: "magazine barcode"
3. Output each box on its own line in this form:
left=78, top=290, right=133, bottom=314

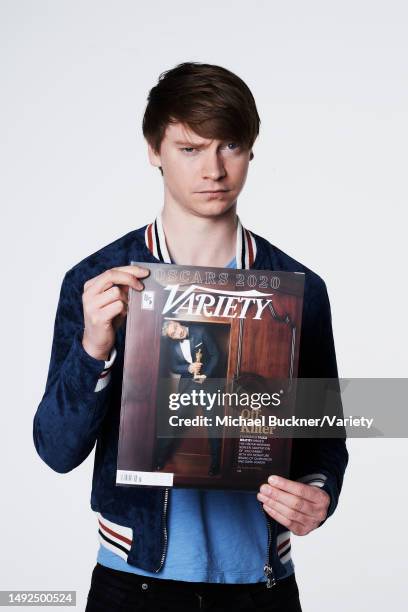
left=116, top=470, right=174, bottom=487
left=120, top=473, right=138, bottom=482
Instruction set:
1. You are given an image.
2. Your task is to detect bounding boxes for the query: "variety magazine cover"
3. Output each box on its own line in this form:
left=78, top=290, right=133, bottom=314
left=116, top=262, right=305, bottom=490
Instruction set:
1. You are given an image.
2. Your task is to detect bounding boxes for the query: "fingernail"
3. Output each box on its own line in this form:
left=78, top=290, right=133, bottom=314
left=268, top=475, right=278, bottom=485
left=260, top=484, right=271, bottom=495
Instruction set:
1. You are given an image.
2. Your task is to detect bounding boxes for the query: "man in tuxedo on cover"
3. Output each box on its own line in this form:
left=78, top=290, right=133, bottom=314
left=156, top=320, right=222, bottom=475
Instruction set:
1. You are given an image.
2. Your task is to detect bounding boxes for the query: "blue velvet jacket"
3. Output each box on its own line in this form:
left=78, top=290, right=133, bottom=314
left=33, top=225, right=348, bottom=583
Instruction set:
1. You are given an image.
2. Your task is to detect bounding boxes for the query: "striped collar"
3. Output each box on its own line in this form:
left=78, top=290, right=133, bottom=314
left=144, top=213, right=257, bottom=270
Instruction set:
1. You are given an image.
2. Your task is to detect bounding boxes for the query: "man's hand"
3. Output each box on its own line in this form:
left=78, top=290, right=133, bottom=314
left=188, top=362, right=202, bottom=375
left=82, top=265, right=150, bottom=361
left=257, top=475, right=330, bottom=536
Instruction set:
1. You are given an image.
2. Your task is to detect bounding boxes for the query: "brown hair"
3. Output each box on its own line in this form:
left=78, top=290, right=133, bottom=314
left=142, top=62, right=260, bottom=154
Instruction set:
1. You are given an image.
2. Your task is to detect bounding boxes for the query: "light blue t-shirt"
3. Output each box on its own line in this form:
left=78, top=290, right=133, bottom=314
left=97, top=256, right=294, bottom=583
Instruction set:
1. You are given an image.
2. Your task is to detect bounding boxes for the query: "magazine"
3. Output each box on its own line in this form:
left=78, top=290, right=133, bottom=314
left=116, top=263, right=304, bottom=490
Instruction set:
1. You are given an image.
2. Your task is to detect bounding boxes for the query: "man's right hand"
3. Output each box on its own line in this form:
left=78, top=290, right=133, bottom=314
left=81, top=265, right=150, bottom=361
left=188, top=362, right=202, bottom=375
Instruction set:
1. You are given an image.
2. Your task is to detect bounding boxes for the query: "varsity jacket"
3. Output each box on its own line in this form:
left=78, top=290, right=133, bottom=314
left=33, top=216, right=348, bottom=587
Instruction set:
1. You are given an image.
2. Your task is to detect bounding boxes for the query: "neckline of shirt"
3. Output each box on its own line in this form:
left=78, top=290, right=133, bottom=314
left=144, top=212, right=257, bottom=270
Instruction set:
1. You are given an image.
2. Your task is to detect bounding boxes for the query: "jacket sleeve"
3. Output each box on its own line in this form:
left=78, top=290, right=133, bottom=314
left=169, top=347, right=191, bottom=376
left=202, top=330, right=219, bottom=377
left=289, top=279, right=349, bottom=526
left=33, top=270, right=115, bottom=473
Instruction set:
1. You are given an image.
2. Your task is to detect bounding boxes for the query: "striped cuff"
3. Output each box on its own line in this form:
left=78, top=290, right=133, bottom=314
left=94, top=347, right=117, bottom=392
left=277, top=530, right=292, bottom=564
left=296, top=472, right=328, bottom=488
left=97, top=512, right=133, bottom=561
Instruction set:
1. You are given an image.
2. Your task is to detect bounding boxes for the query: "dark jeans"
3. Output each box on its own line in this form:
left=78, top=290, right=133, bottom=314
left=85, top=563, right=302, bottom=611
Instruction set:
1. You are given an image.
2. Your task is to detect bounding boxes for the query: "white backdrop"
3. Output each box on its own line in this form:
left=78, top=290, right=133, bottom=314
left=1, top=1, right=407, bottom=610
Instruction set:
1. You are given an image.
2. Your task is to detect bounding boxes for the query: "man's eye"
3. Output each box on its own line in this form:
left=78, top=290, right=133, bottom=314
left=226, top=143, right=239, bottom=150
left=181, top=147, right=196, bottom=153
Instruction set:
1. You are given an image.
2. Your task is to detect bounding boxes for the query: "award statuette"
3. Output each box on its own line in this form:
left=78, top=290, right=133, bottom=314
left=193, top=348, right=206, bottom=384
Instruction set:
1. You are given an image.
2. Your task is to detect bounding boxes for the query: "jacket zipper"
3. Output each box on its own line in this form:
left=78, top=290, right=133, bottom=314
left=259, top=501, right=277, bottom=588
left=155, top=487, right=169, bottom=572
left=156, top=493, right=277, bottom=585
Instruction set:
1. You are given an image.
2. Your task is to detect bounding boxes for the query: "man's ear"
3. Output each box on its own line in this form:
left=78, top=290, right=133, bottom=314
left=147, top=143, right=162, bottom=170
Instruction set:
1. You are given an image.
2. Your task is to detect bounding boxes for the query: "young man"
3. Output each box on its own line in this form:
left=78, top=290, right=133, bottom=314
left=33, top=62, right=348, bottom=611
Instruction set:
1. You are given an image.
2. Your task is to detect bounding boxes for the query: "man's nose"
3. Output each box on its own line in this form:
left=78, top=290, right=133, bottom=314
left=201, top=151, right=226, bottom=180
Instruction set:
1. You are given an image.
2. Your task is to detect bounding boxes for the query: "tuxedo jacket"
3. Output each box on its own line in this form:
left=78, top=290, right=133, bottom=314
left=168, top=325, right=219, bottom=379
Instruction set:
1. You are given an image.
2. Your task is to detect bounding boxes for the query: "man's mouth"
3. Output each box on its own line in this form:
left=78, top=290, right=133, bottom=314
left=199, top=189, right=229, bottom=193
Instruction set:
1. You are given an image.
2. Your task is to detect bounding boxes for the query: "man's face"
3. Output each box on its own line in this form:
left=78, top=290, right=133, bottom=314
left=148, top=122, right=253, bottom=217
left=166, top=321, right=188, bottom=340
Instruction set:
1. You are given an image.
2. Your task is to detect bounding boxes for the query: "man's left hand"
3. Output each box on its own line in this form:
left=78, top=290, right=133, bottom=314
left=257, top=475, right=330, bottom=536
